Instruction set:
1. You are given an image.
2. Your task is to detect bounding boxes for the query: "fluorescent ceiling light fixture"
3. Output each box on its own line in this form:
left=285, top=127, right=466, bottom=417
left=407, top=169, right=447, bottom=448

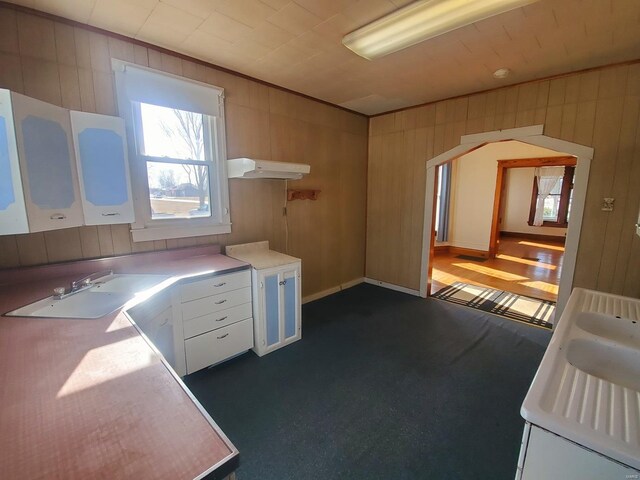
left=342, top=0, right=538, bottom=60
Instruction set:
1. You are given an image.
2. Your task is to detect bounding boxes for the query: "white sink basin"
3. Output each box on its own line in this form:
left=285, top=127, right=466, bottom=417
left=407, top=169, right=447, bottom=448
left=521, top=288, right=640, bottom=471
left=5, top=274, right=170, bottom=319
left=575, top=311, right=640, bottom=350
left=566, top=338, right=640, bottom=392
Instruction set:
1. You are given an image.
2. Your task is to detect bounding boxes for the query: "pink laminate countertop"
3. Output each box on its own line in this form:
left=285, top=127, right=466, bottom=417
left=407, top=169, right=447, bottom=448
left=0, top=246, right=249, bottom=480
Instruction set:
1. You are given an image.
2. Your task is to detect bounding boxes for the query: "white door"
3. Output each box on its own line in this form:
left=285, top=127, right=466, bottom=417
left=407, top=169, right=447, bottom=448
left=11, top=92, right=83, bottom=232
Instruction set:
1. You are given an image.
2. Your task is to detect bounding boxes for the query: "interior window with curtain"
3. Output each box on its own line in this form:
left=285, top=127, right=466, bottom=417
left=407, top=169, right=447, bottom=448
left=528, top=166, right=575, bottom=228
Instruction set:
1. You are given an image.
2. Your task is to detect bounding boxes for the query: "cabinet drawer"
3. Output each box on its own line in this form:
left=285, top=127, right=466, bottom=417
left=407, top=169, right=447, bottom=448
left=183, top=302, right=252, bottom=339
left=181, top=287, right=251, bottom=321
left=180, top=270, right=250, bottom=303
left=185, top=318, right=253, bottom=374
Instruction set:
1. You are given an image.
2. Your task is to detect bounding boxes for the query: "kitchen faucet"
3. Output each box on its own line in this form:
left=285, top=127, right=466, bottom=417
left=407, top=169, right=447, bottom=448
left=53, top=269, right=113, bottom=299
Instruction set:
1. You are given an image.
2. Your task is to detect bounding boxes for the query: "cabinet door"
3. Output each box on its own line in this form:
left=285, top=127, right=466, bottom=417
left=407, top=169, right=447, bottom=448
left=264, top=273, right=281, bottom=348
left=0, top=89, right=28, bottom=235
left=11, top=92, right=83, bottom=232
left=522, top=425, right=638, bottom=479
left=282, top=267, right=301, bottom=342
left=70, top=111, right=134, bottom=225
left=255, top=263, right=301, bottom=356
left=150, top=307, right=176, bottom=367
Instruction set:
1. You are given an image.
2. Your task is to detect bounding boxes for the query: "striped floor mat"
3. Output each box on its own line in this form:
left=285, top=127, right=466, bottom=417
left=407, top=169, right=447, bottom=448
left=432, top=282, right=554, bottom=329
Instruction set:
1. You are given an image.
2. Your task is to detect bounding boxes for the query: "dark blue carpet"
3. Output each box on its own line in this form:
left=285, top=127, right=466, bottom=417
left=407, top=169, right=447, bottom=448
left=184, top=284, right=550, bottom=480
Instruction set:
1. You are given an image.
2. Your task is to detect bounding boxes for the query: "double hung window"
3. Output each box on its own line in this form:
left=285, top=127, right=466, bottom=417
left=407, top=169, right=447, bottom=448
left=113, top=60, right=230, bottom=241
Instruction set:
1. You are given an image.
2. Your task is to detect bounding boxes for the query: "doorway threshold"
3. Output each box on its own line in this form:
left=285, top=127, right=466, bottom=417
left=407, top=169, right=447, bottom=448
left=432, top=281, right=554, bottom=329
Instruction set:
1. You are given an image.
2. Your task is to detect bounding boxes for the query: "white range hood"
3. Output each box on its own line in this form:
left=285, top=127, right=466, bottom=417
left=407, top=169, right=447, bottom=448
left=227, top=158, right=310, bottom=180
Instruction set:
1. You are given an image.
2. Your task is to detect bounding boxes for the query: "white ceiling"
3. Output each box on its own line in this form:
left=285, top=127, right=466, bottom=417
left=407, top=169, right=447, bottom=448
left=8, top=0, right=640, bottom=115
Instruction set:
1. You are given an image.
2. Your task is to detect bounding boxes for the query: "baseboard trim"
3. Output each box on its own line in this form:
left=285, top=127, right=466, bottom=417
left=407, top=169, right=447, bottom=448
left=449, top=246, right=490, bottom=258
left=302, top=277, right=364, bottom=304
left=434, top=245, right=450, bottom=254
left=364, top=278, right=421, bottom=296
left=500, top=231, right=566, bottom=242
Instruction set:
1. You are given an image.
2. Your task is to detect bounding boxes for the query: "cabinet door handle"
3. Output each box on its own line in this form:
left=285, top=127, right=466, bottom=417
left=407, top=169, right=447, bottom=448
left=213, top=282, right=226, bottom=287
left=101, top=212, right=120, bottom=217
left=217, top=333, right=229, bottom=339
left=279, top=280, right=287, bottom=286
left=214, top=299, right=227, bottom=305
left=50, top=213, right=66, bottom=220
left=215, top=316, right=228, bottom=322
left=159, top=318, right=169, bottom=327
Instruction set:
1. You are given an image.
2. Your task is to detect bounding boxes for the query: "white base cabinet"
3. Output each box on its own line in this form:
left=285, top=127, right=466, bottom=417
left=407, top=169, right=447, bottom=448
left=252, top=262, right=301, bottom=356
left=517, top=423, right=639, bottom=480
left=128, top=269, right=254, bottom=377
left=127, top=291, right=184, bottom=375
left=176, top=269, right=254, bottom=375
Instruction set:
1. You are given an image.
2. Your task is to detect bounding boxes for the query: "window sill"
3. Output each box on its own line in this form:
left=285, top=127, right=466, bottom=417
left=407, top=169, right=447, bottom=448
left=131, top=223, right=231, bottom=242
left=527, top=221, right=568, bottom=228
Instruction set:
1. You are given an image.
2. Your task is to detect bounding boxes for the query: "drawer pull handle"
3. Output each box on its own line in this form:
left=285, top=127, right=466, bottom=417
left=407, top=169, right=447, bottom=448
left=50, top=213, right=66, bottom=220
left=101, top=212, right=120, bottom=217
left=214, top=282, right=226, bottom=287
left=216, top=316, right=228, bottom=322
left=159, top=318, right=169, bottom=327
left=214, top=299, right=227, bottom=305
left=217, top=333, right=229, bottom=339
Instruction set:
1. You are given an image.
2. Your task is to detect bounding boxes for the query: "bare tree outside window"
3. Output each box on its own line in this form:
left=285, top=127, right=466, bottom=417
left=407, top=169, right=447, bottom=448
left=158, top=109, right=209, bottom=210
left=158, top=169, right=176, bottom=190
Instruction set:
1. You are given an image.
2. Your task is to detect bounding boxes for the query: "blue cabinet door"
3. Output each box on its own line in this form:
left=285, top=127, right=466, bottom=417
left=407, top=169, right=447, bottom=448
left=0, top=89, right=29, bottom=235
left=70, top=111, right=134, bottom=225
left=264, top=273, right=280, bottom=347
left=283, top=273, right=297, bottom=340
left=11, top=91, right=83, bottom=231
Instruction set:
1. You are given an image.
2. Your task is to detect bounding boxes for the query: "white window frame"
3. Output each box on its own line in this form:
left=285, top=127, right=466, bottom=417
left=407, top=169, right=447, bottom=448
left=112, top=59, right=231, bottom=242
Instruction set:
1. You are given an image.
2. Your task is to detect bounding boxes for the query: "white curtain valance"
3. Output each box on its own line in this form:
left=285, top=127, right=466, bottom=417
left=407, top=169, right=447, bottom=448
left=112, top=60, right=222, bottom=117
left=533, top=166, right=565, bottom=226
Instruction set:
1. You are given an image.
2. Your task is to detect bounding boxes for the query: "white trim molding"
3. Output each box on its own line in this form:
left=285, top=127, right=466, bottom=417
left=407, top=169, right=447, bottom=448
left=421, top=125, right=594, bottom=318
left=364, top=278, right=421, bottom=296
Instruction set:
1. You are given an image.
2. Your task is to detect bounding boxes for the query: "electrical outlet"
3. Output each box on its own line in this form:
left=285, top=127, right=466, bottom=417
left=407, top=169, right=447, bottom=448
left=602, top=198, right=614, bottom=212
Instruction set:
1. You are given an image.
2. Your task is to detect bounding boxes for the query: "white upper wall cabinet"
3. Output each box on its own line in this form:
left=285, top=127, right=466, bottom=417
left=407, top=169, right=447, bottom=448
left=70, top=111, right=134, bottom=225
left=11, top=92, right=83, bottom=232
left=0, top=89, right=29, bottom=235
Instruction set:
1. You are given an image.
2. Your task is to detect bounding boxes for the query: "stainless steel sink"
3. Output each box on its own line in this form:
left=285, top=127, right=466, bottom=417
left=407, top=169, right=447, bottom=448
left=5, top=273, right=170, bottom=319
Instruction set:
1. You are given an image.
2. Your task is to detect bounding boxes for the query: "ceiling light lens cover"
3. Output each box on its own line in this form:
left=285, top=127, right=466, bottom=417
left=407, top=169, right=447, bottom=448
left=343, top=0, right=539, bottom=60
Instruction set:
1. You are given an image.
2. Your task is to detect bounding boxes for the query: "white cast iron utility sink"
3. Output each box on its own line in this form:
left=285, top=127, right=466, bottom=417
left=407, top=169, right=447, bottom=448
left=521, top=288, right=640, bottom=470
left=5, top=273, right=170, bottom=319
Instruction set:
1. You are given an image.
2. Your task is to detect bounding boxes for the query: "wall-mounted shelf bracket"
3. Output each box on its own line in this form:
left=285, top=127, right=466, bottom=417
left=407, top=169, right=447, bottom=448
left=287, top=189, right=320, bottom=201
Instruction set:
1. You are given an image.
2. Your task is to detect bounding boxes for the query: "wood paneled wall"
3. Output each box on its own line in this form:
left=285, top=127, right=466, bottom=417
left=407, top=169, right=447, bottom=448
left=0, top=7, right=368, bottom=298
left=367, top=63, right=640, bottom=298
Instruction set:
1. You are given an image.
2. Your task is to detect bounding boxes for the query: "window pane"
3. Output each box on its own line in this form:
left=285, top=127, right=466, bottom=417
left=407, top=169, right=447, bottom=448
left=543, top=195, right=560, bottom=221
left=146, top=161, right=210, bottom=219
left=139, top=103, right=205, bottom=161
left=548, top=177, right=563, bottom=195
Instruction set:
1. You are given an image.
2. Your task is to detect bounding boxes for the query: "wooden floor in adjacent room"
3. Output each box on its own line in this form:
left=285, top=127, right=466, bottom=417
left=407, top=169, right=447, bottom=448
left=430, top=237, right=565, bottom=302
